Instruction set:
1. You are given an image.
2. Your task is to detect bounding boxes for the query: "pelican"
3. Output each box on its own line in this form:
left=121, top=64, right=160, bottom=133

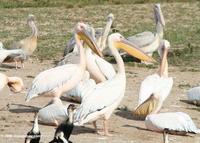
left=25, top=22, right=102, bottom=102
left=0, top=14, right=37, bottom=69
left=74, top=33, right=155, bottom=136
left=145, top=112, right=200, bottom=143
left=63, top=13, right=114, bottom=57
left=58, top=14, right=115, bottom=83
left=0, top=72, right=23, bottom=93
left=133, top=40, right=173, bottom=118
left=127, top=4, right=165, bottom=57
left=186, top=87, right=200, bottom=106
left=38, top=98, right=69, bottom=126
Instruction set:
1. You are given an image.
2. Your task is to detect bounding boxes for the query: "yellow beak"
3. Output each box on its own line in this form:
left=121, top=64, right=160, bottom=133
left=77, top=29, right=102, bottom=57
left=114, top=39, right=156, bottom=62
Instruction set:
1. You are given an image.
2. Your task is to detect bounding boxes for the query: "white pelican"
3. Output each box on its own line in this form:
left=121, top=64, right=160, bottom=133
left=186, top=87, right=200, bottom=106
left=145, top=112, right=200, bottom=143
left=0, top=14, right=37, bottom=69
left=127, top=4, right=165, bottom=56
left=25, top=112, right=41, bottom=143
left=0, top=72, right=23, bottom=93
left=38, top=98, right=69, bottom=126
left=58, top=14, right=115, bottom=83
left=74, top=33, right=155, bottom=136
left=25, top=22, right=102, bottom=102
left=134, top=40, right=173, bottom=118
left=49, top=104, right=76, bottom=143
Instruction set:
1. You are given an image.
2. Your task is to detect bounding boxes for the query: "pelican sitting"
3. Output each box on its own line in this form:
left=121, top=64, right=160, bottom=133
left=74, top=33, right=155, bottom=136
left=145, top=112, right=200, bottom=141
left=25, top=22, right=102, bottom=102
left=0, top=72, right=23, bottom=93
left=133, top=40, right=173, bottom=118
left=0, top=14, right=38, bottom=69
left=186, top=87, right=200, bottom=106
left=127, top=4, right=165, bottom=57
left=38, top=98, right=69, bottom=126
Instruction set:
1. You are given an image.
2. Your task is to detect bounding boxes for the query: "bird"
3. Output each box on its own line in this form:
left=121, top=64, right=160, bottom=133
left=133, top=40, right=173, bottom=118
left=25, top=112, right=41, bottom=143
left=74, top=33, right=155, bottom=136
left=186, top=86, right=200, bottom=106
left=38, top=97, right=74, bottom=126
left=0, top=14, right=38, bottom=69
left=0, top=72, right=23, bottom=93
left=145, top=112, right=200, bottom=143
left=127, top=4, right=165, bottom=57
left=25, top=22, right=102, bottom=102
left=49, top=104, right=77, bottom=143
left=62, top=13, right=114, bottom=57
left=58, top=14, right=116, bottom=83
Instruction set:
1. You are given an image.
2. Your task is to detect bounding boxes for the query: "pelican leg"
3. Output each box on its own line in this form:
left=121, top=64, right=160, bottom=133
left=21, top=61, right=24, bottom=68
left=15, top=61, right=18, bottom=69
left=163, top=129, right=169, bottom=143
left=103, top=119, right=113, bottom=136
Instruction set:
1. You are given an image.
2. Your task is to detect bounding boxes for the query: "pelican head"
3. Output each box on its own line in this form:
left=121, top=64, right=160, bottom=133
left=27, top=14, right=35, bottom=22
left=158, top=40, right=170, bottom=58
left=75, top=22, right=102, bottom=57
left=107, top=13, right=114, bottom=21
left=109, top=33, right=155, bottom=62
left=154, top=3, right=165, bottom=27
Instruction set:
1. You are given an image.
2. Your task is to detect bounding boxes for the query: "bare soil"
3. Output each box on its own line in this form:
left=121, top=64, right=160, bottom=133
left=0, top=60, right=200, bottom=143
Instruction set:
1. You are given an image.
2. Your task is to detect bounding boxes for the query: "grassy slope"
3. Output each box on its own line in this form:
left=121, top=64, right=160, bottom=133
left=0, top=2, right=200, bottom=67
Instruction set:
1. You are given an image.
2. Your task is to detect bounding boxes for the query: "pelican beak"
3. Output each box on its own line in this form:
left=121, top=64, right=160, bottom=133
left=77, top=29, right=102, bottom=57
left=114, top=39, right=156, bottom=62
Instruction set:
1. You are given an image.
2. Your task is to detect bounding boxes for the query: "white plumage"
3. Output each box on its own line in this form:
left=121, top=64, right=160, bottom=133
left=145, top=112, right=200, bottom=133
left=26, top=64, right=79, bottom=101
left=74, top=74, right=125, bottom=125
left=187, top=86, right=200, bottom=101
left=138, top=73, right=173, bottom=106
left=38, top=98, right=69, bottom=125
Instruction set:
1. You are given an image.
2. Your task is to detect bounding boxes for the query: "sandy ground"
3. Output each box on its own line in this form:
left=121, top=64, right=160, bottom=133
left=0, top=60, right=200, bottom=143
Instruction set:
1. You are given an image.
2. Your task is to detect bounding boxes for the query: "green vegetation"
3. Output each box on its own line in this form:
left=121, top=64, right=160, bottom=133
left=0, top=0, right=198, bottom=8
left=0, top=1, right=200, bottom=68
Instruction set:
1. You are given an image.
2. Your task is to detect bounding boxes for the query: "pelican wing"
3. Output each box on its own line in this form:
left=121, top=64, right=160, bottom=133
left=57, top=52, right=79, bottom=66
left=95, top=55, right=116, bottom=79
left=0, top=49, right=25, bottom=63
left=145, top=112, right=200, bottom=133
left=74, top=78, right=124, bottom=124
left=127, top=31, right=155, bottom=48
left=138, top=74, right=173, bottom=106
left=26, top=64, right=79, bottom=101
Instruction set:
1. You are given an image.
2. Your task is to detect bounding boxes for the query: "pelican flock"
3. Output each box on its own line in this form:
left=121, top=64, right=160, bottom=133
left=0, top=3, right=199, bottom=143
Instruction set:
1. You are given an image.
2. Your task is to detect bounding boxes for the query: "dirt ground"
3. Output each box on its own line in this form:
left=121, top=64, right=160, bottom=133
left=0, top=60, right=200, bottom=143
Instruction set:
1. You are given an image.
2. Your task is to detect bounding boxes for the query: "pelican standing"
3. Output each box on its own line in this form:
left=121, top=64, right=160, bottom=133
left=127, top=4, right=165, bottom=56
left=133, top=40, right=173, bottom=118
left=0, top=72, right=23, bottom=93
left=74, top=33, right=155, bottom=136
left=25, top=22, right=102, bottom=102
left=0, top=14, right=38, bottom=69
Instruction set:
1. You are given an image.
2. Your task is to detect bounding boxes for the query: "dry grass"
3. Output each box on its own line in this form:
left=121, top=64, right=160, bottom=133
left=0, top=2, right=200, bottom=68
